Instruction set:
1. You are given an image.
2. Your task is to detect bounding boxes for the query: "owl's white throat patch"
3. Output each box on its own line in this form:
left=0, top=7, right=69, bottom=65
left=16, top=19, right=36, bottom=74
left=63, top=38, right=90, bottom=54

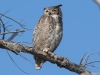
left=51, top=15, right=58, bottom=20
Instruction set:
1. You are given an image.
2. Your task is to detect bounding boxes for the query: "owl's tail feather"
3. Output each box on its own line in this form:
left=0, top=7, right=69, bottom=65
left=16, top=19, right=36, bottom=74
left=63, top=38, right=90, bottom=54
left=34, top=56, right=44, bottom=70
left=35, top=61, right=43, bottom=70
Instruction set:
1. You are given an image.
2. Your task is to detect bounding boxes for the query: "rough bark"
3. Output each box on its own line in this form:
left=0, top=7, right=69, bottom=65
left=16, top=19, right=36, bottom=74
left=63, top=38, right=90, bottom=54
left=0, top=39, right=91, bottom=75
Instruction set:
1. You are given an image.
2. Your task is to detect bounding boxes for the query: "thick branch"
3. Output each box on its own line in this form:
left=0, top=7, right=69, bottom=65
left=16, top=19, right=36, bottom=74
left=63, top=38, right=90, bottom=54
left=0, top=39, right=91, bottom=74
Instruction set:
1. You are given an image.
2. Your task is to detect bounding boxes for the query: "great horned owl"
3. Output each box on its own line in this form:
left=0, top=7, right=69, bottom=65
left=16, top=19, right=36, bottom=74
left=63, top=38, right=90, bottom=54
left=33, top=4, right=63, bottom=70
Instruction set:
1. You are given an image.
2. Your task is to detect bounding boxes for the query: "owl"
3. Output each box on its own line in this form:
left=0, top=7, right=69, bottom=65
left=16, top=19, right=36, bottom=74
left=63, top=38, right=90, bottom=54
left=33, top=4, right=63, bottom=70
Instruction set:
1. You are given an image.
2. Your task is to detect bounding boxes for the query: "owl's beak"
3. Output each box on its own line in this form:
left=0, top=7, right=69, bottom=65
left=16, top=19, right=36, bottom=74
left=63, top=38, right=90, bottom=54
left=48, top=12, right=51, bottom=15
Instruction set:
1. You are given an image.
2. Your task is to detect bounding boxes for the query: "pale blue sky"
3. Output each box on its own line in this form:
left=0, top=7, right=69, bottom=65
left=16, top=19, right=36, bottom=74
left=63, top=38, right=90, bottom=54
left=0, top=0, right=100, bottom=75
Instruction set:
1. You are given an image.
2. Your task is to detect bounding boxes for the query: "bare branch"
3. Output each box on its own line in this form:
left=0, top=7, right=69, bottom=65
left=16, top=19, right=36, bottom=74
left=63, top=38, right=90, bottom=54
left=85, top=52, right=100, bottom=64
left=0, top=13, right=31, bottom=30
left=17, top=41, right=32, bottom=44
left=83, top=60, right=100, bottom=66
left=0, top=18, right=6, bottom=39
left=0, top=10, right=12, bottom=39
left=87, top=65, right=100, bottom=70
left=6, top=50, right=30, bottom=74
left=0, top=39, right=91, bottom=74
left=0, top=9, right=12, bottom=18
left=0, top=30, right=25, bottom=35
left=0, top=19, right=9, bottom=31
left=19, top=53, right=33, bottom=64
left=80, top=52, right=87, bottom=65
left=0, top=11, right=30, bottom=74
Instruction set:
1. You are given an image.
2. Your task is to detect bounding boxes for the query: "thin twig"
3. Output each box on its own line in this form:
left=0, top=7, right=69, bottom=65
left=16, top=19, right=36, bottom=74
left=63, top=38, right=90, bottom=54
left=0, top=23, right=1, bottom=33
left=6, top=50, right=30, bottom=74
left=18, top=53, right=33, bottom=64
left=85, top=66, right=96, bottom=73
left=0, top=13, right=31, bottom=30
left=0, top=30, right=25, bottom=35
left=83, top=60, right=100, bottom=66
left=85, top=52, right=100, bottom=64
left=0, top=19, right=6, bottom=39
left=17, top=41, right=32, bottom=44
left=0, top=9, right=12, bottom=18
left=6, top=29, right=30, bottom=74
left=20, top=17, right=26, bottom=23
left=87, top=64, right=100, bottom=70
left=80, top=52, right=87, bottom=65
left=0, top=19, right=9, bottom=32
left=0, top=11, right=31, bottom=74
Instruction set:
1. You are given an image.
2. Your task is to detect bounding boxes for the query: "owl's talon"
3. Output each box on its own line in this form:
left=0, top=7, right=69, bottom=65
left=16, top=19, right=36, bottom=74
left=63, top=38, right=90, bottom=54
left=43, top=48, right=49, bottom=52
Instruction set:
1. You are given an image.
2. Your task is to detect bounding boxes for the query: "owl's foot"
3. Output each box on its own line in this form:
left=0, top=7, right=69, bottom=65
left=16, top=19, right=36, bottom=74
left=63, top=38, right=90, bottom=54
left=43, top=48, right=49, bottom=52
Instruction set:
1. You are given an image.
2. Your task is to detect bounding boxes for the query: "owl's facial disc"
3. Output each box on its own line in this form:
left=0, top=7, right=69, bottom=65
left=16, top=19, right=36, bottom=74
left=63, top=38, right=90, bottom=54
left=45, top=9, right=51, bottom=15
left=44, top=4, right=62, bottom=16
left=44, top=8, right=58, bottom=16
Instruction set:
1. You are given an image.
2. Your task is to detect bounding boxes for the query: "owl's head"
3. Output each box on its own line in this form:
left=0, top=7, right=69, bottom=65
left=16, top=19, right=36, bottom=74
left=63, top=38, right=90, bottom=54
left=44, top=4, right=62, bottom=17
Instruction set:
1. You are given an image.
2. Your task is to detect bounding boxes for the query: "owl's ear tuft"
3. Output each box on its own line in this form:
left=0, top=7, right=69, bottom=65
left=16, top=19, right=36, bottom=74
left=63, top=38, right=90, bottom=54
left=53, top=4, right=62, bottom=9
left=57, top=4, right=62, bottom=7
left=56, top=4, right=62, bottom=7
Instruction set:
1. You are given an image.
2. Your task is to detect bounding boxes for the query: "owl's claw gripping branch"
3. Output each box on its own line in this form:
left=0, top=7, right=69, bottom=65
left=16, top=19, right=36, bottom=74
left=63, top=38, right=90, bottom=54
left=43, top=48, right=49, bottom=53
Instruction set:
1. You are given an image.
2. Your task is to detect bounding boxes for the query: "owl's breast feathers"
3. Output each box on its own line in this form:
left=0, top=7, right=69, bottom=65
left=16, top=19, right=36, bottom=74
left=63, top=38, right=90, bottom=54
left=33, top=15, right=63, bottom=52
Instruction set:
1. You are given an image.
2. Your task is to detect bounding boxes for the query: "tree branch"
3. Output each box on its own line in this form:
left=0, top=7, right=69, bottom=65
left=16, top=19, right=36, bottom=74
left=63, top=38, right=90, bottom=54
left=0, top=13, right=31, bottom=30
left=0, top=30, right=25, bottom=35
left=0, top=39, right=91, bottom=75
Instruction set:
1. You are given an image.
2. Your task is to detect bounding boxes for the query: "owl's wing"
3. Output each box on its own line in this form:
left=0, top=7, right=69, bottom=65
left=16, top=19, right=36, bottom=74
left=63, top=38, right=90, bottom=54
left=33, top=15, right=49, bottom=44
left=33, top=15, right=55, bottom=49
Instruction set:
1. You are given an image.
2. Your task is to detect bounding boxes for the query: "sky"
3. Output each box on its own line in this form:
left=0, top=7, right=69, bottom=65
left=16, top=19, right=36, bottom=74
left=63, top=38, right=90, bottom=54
left=0, top=0, right=100, bottom=75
